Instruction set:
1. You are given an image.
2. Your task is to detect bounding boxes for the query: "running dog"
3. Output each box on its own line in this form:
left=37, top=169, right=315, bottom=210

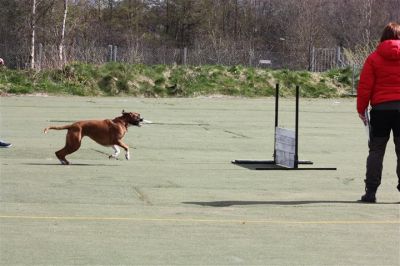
left=44, top=110, right=143, bottom=165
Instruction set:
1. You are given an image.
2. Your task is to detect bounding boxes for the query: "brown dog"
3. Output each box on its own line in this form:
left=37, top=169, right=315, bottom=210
left=44, top=110, right=143, bottom=165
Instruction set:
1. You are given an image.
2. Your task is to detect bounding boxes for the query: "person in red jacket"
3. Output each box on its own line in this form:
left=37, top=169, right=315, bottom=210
left=357, top=22, right=400, bottom=203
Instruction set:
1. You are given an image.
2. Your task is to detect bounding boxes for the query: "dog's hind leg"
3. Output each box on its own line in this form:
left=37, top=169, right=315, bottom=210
left=56, top=130, right=82, bottom=165
left=109, top=145, right=121, bottom=159
left=55, top=149, right=70, bottom=165
left=55, top=153, right=68, bottom=165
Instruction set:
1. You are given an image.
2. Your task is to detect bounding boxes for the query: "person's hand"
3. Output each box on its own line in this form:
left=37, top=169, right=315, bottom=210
left=359, top=112, right=367, bottom=125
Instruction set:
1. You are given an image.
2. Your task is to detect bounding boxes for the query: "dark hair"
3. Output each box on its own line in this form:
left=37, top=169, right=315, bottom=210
left=380, top=22, right=400, bottom=42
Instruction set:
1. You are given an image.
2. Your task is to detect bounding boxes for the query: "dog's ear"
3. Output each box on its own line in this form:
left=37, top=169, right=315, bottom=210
left=122, top=109, right=125, bottom=114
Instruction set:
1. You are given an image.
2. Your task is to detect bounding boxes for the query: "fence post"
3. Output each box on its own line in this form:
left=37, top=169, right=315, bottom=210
left=352, top=64, right=356, bottom=95
left=163, top=46, right=166, bottom=65
left=249, top=48, right=254, bottom=67
left=336, top=46, right=341, bottom=68
left=38, top=43, right=43, bottom=70
left=113, top=45, right=117, bottom=62
left=310, top=46, right=315, bottom=72
left=183, top=47, right=187, bottom=65
left=108, top=45, right=113, bottom=62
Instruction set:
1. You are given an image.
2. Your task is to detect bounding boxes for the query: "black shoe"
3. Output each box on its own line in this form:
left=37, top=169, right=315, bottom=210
left=0, top=141, right=12, bottom=148
left=360, top=192, right=376, bottom=203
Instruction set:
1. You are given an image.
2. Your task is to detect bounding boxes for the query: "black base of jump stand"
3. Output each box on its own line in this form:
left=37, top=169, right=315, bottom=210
left=232, top=84, right=337, bottom=171
left=231, top=160, right=337, bottom=171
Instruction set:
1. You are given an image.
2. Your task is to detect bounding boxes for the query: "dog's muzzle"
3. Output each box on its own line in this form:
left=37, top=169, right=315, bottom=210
left=132, top=118, right=144, bottom=127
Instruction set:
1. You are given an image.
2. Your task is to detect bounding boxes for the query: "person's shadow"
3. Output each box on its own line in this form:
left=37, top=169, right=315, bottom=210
left=183, top=200, right=399, bottom=207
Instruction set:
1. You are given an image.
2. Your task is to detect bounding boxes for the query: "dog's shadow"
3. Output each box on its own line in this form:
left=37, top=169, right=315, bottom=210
left=183, top=200, right=400, bottom=206
left=22, top=163, right=119, bottom=167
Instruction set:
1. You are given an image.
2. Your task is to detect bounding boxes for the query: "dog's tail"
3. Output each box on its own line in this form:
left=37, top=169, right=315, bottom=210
left=44, top=125, right=72, bottom=134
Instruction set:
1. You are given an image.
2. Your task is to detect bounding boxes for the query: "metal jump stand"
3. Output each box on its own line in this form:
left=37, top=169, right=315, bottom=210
left=232, top=84, right=337, bottom=170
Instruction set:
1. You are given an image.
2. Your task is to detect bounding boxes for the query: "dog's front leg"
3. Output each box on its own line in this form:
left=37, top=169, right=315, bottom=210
left=117, top=141, right=130, bottom=160
left=109, top=145, right=121, bottom=159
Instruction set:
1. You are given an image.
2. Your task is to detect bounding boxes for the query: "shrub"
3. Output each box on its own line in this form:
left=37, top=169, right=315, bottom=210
left=0, top=62, right=354, bottom=97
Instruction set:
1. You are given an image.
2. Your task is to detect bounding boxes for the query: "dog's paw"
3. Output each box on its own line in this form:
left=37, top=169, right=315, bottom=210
left=125, top=153, right=130, bottom=160
left=109, top=155, right=120, bottom=160
left=59, top=159, right=69, bottom=165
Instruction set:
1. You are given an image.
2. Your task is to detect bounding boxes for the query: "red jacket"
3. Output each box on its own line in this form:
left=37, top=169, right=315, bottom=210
left=357, top=40, right=400, bottom=114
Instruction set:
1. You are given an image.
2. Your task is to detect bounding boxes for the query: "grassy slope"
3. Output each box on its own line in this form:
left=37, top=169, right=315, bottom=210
left=0, top=63, right=356, bottom=97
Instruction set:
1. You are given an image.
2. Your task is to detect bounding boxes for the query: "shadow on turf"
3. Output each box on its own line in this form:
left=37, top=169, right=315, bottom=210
left=183, top=200, right=399, bottom=206
left=22, top=163, right=119, bottom=166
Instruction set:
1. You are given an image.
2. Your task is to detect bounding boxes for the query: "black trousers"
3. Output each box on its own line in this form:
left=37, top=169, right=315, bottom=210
left=365, top=109, right=400, bottom=189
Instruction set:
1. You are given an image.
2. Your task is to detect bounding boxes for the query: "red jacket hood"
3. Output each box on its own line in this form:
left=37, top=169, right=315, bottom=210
left=377, top=40, right=400, bottom=60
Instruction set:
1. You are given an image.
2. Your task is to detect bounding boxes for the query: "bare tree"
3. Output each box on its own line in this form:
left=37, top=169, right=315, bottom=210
left=59, top=0, right=68, bottom=66
left=362, top=0, right=373, bottom=44
left=30, top=0, right=37, bottom=69
left=2, top=0, right=399, bottom=69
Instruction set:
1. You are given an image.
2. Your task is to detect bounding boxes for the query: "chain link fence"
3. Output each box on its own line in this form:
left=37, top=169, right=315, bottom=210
left=0, top=43, right=343, bottom=70
left=0, top=43, right=363, bottom=93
